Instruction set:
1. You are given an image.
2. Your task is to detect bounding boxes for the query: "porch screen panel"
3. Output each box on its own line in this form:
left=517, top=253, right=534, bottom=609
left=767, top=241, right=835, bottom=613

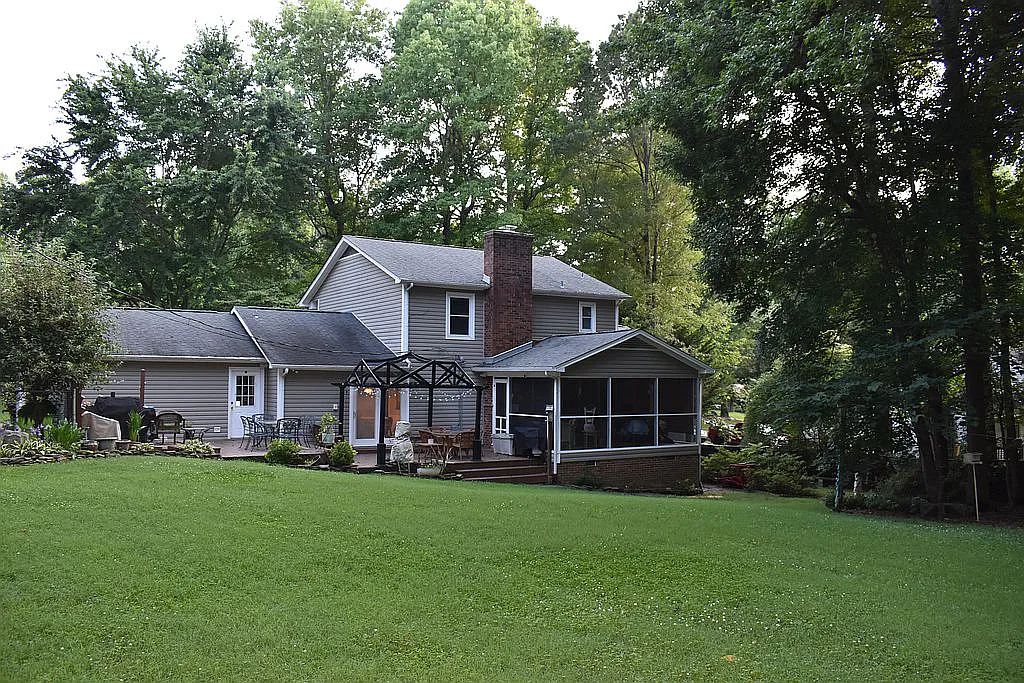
left=509, top=378, right=554, bottom=454
left=559, top=378, right=609, bottom=450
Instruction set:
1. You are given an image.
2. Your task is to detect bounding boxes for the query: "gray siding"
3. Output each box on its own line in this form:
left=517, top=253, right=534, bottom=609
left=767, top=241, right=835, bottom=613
left=282, top=369, right=346, bottom=422
left=533, top=296, right=616, bottom=339
left=265, top=369, right=279, bottom=418
left=315, top=251, right=403, bottom=352
left=409, top=389, right=479, bottom=431
left=406, top=286, right=485, bottom=429
left=563, top=339, right=698, bottom=378
left=82, top=361, right=262, bottom=437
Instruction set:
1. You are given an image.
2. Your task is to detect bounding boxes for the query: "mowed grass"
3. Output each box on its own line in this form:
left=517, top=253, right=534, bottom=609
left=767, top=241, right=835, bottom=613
left=2, top=458, right=1022, bottom=681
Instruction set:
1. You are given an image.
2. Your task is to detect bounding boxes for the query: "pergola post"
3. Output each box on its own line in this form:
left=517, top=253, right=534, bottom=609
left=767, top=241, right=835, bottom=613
left=377, top=386, right=388, bottom=468
left=427, top=363, right=436, bottom=427
left=337, top=385, right=345, bottom=441
left=473, top=386, right=483, bottom=460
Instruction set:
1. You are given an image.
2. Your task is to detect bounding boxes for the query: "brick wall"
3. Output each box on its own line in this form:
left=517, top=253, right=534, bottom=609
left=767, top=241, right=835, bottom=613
left=556, top=454, right=700, bottom=492
left=483, top=229, right=533, bottom=357
left=481, top=376, right=493, bottom=449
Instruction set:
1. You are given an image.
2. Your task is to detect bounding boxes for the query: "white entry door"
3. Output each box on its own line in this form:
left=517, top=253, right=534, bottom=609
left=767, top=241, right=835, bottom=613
left=227, top=367, right=265, bottom=438
left=349, top=387, right=404, bottom=447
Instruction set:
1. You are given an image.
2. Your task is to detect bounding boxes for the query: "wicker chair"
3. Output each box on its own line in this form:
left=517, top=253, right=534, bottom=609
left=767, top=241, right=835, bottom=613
left=154, top=411, right=184, bottom=444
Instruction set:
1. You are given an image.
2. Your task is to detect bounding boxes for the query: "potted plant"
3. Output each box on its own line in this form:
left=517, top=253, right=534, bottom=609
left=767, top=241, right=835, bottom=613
left=319, top=412, right=337, bottom=445
left=127, top=411, right=143, bottom=443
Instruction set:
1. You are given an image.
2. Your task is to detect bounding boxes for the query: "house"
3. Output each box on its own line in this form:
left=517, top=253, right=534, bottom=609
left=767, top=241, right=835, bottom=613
left=85, top=229, right=713, bottom=489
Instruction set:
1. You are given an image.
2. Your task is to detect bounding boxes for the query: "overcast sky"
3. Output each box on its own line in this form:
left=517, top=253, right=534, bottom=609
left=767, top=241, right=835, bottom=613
left=0, top=0, right=637, bottom=179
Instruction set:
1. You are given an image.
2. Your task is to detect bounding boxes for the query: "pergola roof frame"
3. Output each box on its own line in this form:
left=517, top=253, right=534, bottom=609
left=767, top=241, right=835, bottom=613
left=334, top=352, right=483, bottom=468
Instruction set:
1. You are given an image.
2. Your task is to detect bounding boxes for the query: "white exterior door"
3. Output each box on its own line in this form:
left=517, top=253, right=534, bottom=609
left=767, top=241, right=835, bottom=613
left=228, top=367, right=264, bottom=438
left=349, top=387, right=404, bottom=447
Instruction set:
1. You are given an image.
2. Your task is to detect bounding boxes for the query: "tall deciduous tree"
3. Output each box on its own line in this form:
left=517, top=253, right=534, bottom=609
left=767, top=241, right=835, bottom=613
left=4, top=27, right=312, bottom=309
left=637, top=0, right=1023, bottom=507
left=252, top=0, right=388, bottom=244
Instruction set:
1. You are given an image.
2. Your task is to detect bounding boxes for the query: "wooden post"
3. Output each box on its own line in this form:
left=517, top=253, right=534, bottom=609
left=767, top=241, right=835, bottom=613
left=74, top=387, right=83, bottom=426
left=473, top=386, right=483, bottom=460
left=377, top=387, right=387, bottom=469
left=139, top=368, right=146, bottom=405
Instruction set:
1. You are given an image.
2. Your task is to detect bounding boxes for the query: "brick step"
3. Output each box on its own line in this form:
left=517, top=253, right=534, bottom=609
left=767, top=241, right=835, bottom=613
left=453, top=464, right=547, bottom=479
left=460, top=472, right=550, bottom=485
left=444, top=458, right=543, bottom=471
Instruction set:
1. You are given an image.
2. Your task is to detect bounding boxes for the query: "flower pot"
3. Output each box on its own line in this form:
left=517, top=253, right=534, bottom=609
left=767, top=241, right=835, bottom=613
left=417, top=466, right=442, bottom=478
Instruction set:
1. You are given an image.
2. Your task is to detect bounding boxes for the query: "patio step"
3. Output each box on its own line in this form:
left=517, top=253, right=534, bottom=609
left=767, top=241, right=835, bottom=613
left=446, top=461, right=549, bottom=484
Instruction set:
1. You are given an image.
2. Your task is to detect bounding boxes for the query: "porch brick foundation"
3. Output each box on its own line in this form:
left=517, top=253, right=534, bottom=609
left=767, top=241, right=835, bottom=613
left=480, top=377, right=494, bottom=449
left=556, top=454, right=699, bottom=492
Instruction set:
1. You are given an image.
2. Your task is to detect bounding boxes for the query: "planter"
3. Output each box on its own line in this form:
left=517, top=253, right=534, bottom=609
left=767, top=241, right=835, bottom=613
left=417, top=466, right=442, bottom=478
left=115, top=440, right=131, bottom=450
left=492, top=433, right=513, bottom=455
left=321, top=432, right=336, bottom=445
left=96, top=438, right=117, bottom=451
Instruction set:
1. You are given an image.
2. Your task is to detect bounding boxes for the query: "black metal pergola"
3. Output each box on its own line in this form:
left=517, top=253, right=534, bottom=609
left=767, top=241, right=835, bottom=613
left=333, top=352, right=483, bottom=468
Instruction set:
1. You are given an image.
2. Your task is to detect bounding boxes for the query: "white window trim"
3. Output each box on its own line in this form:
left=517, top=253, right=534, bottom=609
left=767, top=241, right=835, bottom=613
left=446, top=291, right=476, bottom=340
left=579, top=301, right=597, bottom=333
left=493, top=378, right=509, bottom=434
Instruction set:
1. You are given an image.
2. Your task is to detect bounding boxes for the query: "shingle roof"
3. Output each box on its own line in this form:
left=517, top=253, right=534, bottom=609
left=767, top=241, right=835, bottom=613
left=343, top=235, right=629, bottom=299
left=474, top=329, right=714, bottom=375
left=233, top=307, right=393, bottom=367
left=108, top=309, right=262, bottom=359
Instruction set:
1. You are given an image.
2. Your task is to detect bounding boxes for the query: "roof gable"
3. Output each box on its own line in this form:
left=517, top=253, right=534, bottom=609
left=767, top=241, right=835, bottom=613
left=474, top=329, right=714, bottom=375
left=299, top=235, right=629, bottom=306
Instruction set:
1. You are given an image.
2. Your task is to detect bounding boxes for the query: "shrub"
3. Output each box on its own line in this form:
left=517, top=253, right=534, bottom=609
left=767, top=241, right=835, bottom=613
left=43, top=420, right=83, bottom=453
left=127, top=411, right=144, bottom=441
left=328, top=441, right=356, bottom=468
left=265, top=439, right=299, bottom=465
left=180, top=439, right=215, bottom=458
left=743, top=451, right=814, bottom=497
left=701, top=450, right=735, bottom=483
left=574, top=470, right=604, bottom=489
left=0, top=437, right=71, bottom=459
left=675, top=478, right=703, bottom=496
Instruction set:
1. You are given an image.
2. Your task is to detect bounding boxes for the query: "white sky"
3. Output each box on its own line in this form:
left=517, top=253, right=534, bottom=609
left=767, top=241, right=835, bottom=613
left=0, top=0, right=638, bottom=179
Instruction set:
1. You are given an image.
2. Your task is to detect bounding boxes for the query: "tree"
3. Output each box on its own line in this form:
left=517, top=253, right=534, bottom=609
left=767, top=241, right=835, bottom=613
left=3, top=27, right=313, bottom=309
left=637, top=0, right=1024, bottom=508
left=0, top=236, right=114, bottom=421
left=252, top=0, right=389, bottom=244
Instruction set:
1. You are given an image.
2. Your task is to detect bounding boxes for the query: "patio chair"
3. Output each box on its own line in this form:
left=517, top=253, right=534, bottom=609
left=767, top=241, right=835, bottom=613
left=154, top=411, right=184, bottom=444
left=276, top=417, right=301, bottom=443
left=452, top=430, right=475, bottom=459
left=240, top=415, right=254, bottom=450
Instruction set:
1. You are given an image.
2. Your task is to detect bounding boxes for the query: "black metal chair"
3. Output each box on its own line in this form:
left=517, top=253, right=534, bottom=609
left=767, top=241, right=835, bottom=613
left=154, top=411, right=184, bottom=444
left=240, top=415, right=254, bottom=450
left=276, top=417, right=301, bottom=443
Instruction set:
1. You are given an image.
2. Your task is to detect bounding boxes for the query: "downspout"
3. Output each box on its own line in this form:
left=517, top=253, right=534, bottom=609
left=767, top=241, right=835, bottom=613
left=277, top=368, right=287, bottom=420
left=696, top=374, right=704, bottom=483
left=552, top=376, right=561, bottom=479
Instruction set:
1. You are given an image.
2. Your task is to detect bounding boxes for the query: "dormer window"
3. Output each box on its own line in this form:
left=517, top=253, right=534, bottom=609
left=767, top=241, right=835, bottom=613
left=579, top=301, right=596, bottom=333
left=446, top=292, right=475, bottom=339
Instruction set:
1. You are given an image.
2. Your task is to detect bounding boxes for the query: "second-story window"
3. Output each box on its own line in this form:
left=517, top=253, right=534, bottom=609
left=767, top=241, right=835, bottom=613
left=446, top=292, right=475, bottom=339
left=579, top=301, right=596, bottom=333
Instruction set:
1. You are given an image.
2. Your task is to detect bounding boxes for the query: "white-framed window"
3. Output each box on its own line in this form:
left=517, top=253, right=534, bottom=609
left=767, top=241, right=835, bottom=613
left=493, top=379, right=509, bottom=433
left=579, top=301, right=597, bottom=333
left=446, top=291, right=475, bottom=339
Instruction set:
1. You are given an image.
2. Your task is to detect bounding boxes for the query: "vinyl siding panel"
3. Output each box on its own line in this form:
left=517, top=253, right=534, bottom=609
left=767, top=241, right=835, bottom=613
left=82, top=361, right=262, bottom=437
left=533, top=296, right=616, bottom=339
left=406, top=286, right=484, bottom=430
left=563, top=341, right=698, bottom=378
left=282, top=370, right=346, bottom=421
left=265, top=369, right=278, bottom=418
left=315, top=252, right=403, bottom=352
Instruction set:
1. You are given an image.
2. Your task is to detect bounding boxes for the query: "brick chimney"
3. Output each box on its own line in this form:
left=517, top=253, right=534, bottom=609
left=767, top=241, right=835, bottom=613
left=484, top=228, right=533, bottom=357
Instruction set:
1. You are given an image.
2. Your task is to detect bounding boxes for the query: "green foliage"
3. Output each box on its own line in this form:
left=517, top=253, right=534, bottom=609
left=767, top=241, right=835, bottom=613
left=265, top=438, right=300, bottom=465
left=127, top=411, right=143, bottom=442
left=180, top=440, right=215, bottom=458
left=4, top=28, right=314, bottom=309
left=0, top=237, right=113, bottom=409
left=327, top=440, right=356, bottom=468
left=0, top=437, right=71, bottom=459
left=43, top=420, right=83, bottom=453
left=700, top=449, right=735, bottom=483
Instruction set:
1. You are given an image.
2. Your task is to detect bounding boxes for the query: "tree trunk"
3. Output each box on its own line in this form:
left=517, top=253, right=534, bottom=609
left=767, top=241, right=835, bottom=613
left=932, top=0, right=995, bottom=505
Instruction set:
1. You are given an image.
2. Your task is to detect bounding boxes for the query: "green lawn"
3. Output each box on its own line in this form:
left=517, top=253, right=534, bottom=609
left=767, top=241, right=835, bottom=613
left=2, top=458, right=1021, bottom=681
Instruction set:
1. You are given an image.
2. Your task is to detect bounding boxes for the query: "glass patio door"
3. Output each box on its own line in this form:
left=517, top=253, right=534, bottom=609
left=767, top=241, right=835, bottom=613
left=349, top=388, right=403, bottom=446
